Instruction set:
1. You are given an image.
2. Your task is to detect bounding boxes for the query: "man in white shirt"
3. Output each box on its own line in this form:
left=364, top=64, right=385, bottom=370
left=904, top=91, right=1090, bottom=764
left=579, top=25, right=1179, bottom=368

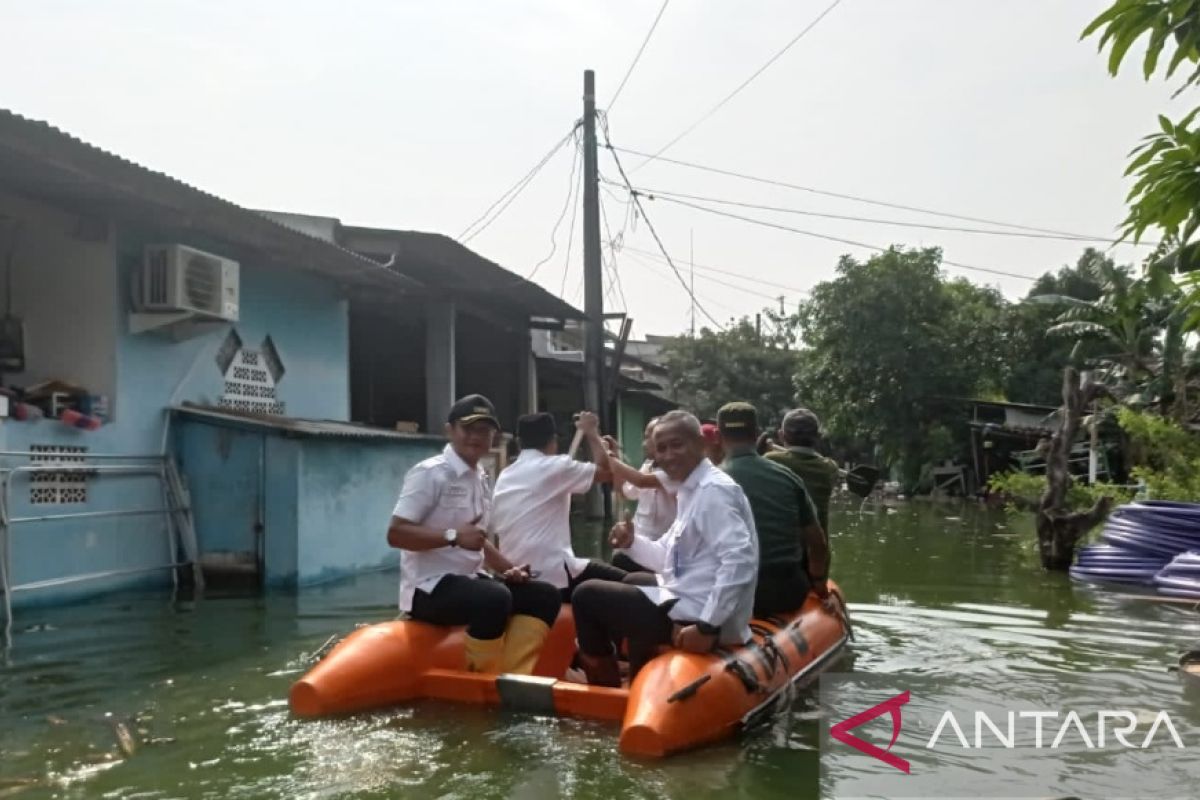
left=610, top=417, right=678, bottom=573
left=571, top=410, right=760, bottom=686
left=491, top=411, right=627, bottom=601
left=388, top=394, right=561, bottom=675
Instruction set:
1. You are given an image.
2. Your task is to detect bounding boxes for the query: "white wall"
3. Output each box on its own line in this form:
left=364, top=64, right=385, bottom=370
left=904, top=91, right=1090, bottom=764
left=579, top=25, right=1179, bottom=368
left=0, top=190, right=117, bottom=407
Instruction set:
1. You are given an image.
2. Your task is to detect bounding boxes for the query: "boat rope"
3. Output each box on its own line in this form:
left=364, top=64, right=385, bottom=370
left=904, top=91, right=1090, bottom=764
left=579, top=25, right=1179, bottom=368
left=827, top=589, right=855, bottom=642
left=306, top=634, right=341, bottom=664
left=666, top=673, right=712, bottom=703
left=761, top=636, right=790, bottom=674
left=725, top=657, right=762, bottom=693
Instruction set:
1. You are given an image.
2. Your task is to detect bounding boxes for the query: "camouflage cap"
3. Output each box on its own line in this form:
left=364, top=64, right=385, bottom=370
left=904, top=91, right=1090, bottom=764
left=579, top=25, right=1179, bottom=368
left=716, top=401, right=759, bottom=436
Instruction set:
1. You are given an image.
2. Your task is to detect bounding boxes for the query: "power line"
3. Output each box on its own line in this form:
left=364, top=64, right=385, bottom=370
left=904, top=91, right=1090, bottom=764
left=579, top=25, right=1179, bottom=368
left=625, top=249, right=786, bottom=302
left=528, top=136, right=582, bottom=281
left=558, top=143, right=584, bottom=296
left=633, top=0, right=845, bottom=170
left=608, top=0, right=671, bottom=113
left=623, top=244, right=811, bottom=294
left=651, top=193, right=1041, bottom=281
left=626, top=251, right=741, bottom=316
left=617, top=182, right=1110, bottom=243
left=600, top=196, right=630, bottom=311
left=458, top=123, right=579, bottom=243
left=603, top=123, right=726, bottom=329
left=609, top=144, right=1128, bottom=242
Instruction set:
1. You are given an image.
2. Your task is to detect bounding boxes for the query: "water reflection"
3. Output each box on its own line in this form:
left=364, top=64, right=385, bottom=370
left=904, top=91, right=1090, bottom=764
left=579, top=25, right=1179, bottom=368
left=0, top=500, right=1197, bottom=798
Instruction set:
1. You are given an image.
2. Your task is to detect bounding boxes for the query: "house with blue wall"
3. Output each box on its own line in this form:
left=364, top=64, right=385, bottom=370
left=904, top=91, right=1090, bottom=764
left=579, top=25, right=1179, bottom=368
left=0, top=110, right=579, bottom=632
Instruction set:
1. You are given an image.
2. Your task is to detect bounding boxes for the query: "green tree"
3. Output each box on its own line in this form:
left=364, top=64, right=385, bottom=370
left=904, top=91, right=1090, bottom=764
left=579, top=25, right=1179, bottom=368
left=1084, top=2, right=1200, bottom=313
left=661, top=313, right=800, bottom=424
left=793, top=247, right=1002, bottom=486
left=1029, top=249, right=1188, bottom=412
left=1005, top=250, right=1107, bottom=404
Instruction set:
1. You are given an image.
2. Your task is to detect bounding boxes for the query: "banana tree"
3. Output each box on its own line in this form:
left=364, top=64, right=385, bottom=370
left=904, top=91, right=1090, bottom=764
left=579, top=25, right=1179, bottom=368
left=1029, top=258, right=1162, bottom=385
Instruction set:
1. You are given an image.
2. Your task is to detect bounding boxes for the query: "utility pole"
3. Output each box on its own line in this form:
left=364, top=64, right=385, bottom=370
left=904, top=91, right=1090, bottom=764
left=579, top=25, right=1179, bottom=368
left=778, top=295, right=785, bottom=315
left=689, top=229, right=696, bottom=337
left=581, top=69, right=609, bottom=519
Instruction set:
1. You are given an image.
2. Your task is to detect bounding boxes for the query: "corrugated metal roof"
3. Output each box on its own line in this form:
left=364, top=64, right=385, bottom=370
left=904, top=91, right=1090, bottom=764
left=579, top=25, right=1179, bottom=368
left=174, top=405, right=443, bottom=443
left=341, top=225, right=582, bottom=321
left=0, top=109, right=422, bottom=295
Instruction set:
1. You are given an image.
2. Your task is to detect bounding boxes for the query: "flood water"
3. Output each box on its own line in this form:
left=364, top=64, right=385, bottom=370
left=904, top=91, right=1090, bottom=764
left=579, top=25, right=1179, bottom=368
left=2, top=500, right=1199, bottom=799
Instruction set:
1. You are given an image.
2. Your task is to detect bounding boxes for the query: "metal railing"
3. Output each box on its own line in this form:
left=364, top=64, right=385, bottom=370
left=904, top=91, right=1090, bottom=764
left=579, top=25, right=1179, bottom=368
left=0, top=452, right=203, bottom=647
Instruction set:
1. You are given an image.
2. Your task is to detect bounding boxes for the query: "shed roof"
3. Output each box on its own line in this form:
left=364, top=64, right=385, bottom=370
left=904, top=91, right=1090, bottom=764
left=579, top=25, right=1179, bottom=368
left=173, top=404, right=443, bottom=443
left=0, top=109, right=419, bottom=295
left=341, top=225, right=582, bottom=320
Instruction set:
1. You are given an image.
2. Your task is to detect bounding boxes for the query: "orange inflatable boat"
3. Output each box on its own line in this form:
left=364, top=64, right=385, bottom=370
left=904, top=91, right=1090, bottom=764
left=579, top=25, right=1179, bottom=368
left=289, top=584, right=850, bottom=758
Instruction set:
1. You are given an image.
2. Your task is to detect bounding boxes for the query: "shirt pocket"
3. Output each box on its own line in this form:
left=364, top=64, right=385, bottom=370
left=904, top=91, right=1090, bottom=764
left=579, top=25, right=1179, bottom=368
left=442, top=483, right=470, bottom=511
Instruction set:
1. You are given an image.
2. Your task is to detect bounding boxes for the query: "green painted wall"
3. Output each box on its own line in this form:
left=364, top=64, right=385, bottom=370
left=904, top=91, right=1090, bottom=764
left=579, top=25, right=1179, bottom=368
left=617, top=395, right=653, bottom=466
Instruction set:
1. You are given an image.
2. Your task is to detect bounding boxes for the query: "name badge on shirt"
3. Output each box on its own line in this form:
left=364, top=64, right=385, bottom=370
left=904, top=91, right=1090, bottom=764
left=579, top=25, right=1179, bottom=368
left=444, top=483, right=470, bottom=509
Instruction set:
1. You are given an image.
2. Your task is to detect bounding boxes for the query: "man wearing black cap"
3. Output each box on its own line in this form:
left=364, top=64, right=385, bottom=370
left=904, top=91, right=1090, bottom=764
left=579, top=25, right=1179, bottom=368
left=767, top=408, right=840, bottom=533
left=387, top=394, right=561, bottom=675
left=717, top=401, right=831, bottom=615
left=490, top=410, right=627, bottom=602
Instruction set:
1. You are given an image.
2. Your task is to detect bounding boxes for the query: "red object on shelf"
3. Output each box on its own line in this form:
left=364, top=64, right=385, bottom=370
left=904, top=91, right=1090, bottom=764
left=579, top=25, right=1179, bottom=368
left=60, top=409, right=102, bottom=430
left=12, top=402, right=43, bottom=421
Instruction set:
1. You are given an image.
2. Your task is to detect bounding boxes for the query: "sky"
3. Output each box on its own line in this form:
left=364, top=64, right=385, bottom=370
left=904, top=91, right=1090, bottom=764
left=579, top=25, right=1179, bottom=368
left=2, top=0, right=1190, bottom=338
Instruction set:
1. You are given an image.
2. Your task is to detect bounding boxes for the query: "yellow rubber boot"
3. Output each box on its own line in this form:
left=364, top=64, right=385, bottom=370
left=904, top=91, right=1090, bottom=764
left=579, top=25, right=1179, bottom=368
left=501, top=615, right=551, bottom=675
left=464, top=634, right=505, bottom=673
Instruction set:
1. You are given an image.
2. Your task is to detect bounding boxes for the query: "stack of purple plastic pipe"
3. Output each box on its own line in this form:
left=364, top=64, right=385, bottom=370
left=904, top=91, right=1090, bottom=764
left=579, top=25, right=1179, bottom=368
left=1069, top=501, right=1200, bottom=599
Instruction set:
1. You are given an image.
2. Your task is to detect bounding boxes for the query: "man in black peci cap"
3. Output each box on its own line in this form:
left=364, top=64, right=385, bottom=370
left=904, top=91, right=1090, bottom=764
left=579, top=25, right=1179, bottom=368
left=717, top=401, right=831, bottom=616
left=387, top=394, right=561, bottom=675
left=490, top=410, right=626, bottom=604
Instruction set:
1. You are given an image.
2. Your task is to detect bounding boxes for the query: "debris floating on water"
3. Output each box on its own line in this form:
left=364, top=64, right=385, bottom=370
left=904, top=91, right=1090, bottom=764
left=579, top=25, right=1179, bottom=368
left=112, top=721, right=137, bottom=758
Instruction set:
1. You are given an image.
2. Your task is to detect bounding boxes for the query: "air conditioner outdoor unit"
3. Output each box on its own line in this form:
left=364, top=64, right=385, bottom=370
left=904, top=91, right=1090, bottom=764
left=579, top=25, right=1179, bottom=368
left=141, top=244, right=239, bottom=321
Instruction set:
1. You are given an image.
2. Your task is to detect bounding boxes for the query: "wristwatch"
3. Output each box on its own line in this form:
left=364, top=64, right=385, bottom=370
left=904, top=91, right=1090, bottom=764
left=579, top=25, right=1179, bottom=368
left=695, top=621, right=721, bottom=636
left=443, top=528, right=458, bottom=547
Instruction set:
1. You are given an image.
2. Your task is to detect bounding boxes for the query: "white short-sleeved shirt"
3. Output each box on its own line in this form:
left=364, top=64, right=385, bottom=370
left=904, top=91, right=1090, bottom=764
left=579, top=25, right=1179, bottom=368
left=621, top=460, right=678, bottom=542
left=391, top=444, right=492, bottom=612
left=490, top=449, right=596, bottom=589
left=625, top=459, right=759, bottom=645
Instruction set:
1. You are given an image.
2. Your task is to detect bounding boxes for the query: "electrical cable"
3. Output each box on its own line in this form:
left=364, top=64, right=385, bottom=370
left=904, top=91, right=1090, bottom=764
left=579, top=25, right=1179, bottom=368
left=645, top=192, right=1041, bottom=281
left=558, top=154, right=583, bottom=297
left=608, top=144, right=1130, bottom=243
left=625, top=249, right=786, bottom=302
left=615, top=182, right=1109, bottom=243
left=608, top=0, right=671, bottom=113
left=632, top=0, right=845, bottom=169
left=526, top=135, right=582, bottom=281
left=603, top=121, right=726, bottom=328
left=626, top=250, right=741, bottom=316
left=622, top=245, right=811, bottom=294
left=600, top=197, right=630, bottom=311
left=458, top=123, right=580, bottom=243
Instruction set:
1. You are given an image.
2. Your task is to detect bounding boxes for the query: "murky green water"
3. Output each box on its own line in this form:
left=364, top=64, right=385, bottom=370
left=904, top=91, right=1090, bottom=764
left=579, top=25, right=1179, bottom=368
left=2, top=501, right=1199, bottom=799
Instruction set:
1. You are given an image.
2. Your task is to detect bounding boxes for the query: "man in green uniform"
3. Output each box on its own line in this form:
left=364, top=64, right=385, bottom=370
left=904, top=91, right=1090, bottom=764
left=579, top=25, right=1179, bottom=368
left=717, top=402, right=830, bottom=616
left=766, top=408, right=840, bottom=533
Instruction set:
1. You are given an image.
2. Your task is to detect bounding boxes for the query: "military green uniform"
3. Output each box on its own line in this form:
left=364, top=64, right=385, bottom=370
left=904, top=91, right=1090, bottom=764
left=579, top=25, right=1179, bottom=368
left=766, top=446, right=839, bottom=532
left=722, top=448, right=820, bottom=616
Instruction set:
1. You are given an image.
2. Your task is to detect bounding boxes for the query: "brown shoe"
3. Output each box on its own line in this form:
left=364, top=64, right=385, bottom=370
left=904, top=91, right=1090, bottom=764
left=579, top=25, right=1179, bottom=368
left=577, top=651, right=621, bottom=687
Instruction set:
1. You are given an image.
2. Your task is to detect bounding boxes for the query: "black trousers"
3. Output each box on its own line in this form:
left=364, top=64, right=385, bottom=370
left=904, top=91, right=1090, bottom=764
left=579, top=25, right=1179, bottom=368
left=611, top=552, right=653, bottom=573
left=560, top=560, right=628, bottom=602
left=754, top=562, right=811, bottom=618
left=410, top=573, right=561, bottom=640
left=573, top=573, right=684, bottom=677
